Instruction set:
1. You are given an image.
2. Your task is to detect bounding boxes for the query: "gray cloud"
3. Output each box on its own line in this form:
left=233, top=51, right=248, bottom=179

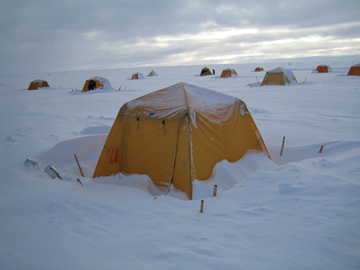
left=0, top=0, right=360, bottom=73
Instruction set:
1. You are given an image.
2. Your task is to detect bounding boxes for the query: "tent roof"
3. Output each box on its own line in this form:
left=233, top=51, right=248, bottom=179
left=119, top=82, right=241, bottom=122
left=31, top=79, right=47, bottom=83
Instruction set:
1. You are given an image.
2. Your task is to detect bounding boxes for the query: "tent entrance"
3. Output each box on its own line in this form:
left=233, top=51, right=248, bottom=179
left=122, top=116, right=179, bottom=191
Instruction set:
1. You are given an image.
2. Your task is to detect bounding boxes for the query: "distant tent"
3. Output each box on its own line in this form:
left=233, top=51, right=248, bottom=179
left=316, top=65, right=332, bottom=73
left=147, top=70, right=158, bottom=77
left=131, top=72, right=145, bottom=80
left=200, top=67, right=212, bottom=76
left=254, top=67, right=264, bottom=72
left=347, top=64, right=360, bottom=76
left=261, top=67, right=298, bottom=86
left=220, top=68, right=238, bottom=78
left=28, top=80, right=50, bottom=90
left=93, top=82, right=270, bottom=200
left=82, top=76, right=113, bottom=92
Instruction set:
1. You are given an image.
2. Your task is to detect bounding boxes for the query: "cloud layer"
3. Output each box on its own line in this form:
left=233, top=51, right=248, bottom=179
left=1, top=0, right=360, bottom=73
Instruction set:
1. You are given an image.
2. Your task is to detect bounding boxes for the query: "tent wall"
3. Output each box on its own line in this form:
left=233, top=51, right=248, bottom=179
left=191, top=110, right=227, bottom=181
left=93, top=119, right=124, bottom=177
left=172, top=118, right=192, bottom=198
left=122, top=116, right=178, bottom=189
left=223, top=102, right=268, bottom=161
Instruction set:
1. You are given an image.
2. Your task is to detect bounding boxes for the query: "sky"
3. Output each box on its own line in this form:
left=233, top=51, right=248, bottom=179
left=1, top=0, right=360, bottom=74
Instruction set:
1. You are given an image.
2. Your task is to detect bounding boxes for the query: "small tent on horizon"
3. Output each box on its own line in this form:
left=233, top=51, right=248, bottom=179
left=131, top=72, right=145, bottom=80
left=220, top=68, right=238, bottom=78
left=254, top=67, right=264, bottom=72
left=147, top=70, right=158, bottom=77
left=316, top=65, right=332, bottom=73
left=82, top=76, right=113, bottom=92
left=28, top=79, right=50, bottom=90
left=92, top=82, right=270, bottom=199
left=261, top=67, right=298, bottom=86
left=200, top=67, right=212, bottom=76
left=347, top=64, right=360, bottom=76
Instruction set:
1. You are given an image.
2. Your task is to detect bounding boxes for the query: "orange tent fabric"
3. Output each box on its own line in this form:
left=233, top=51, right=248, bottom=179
left=28, top=80, right=50, bottom=90
left=93, top=82, right=270, bottom=199
left=347, top=64, right=360, bottom=76
left=220, top=68, right=238, bottom=78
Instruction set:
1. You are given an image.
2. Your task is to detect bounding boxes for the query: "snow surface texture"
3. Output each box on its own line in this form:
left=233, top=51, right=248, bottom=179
left=0, top=59, right=360, bottom=269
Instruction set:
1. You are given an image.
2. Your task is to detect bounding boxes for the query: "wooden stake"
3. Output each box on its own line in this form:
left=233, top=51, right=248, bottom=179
left=319, top=145, right=324, bottom=153
left=77, top=178, right=84, bottom=187
left=56, top=172, right=63, bottom=180
left=213, top=185, right=218, bottom=197
left=200, top=200, right=204, bottom=213
left=280, top=136, right=285, bottom=156
left=74, top=154, right=84, bottom=177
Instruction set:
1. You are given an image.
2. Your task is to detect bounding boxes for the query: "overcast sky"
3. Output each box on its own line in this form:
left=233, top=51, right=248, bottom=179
left=1, top=0, right=360, bottom=74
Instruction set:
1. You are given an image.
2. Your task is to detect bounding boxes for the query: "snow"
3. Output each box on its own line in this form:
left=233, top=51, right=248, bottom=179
left=0, top=58, right=360, bottom=269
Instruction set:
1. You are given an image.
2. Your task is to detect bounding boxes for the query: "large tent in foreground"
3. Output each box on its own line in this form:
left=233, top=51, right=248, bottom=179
left=28, top=79, right=50, bottom=90
left=82, top=76, right=113, bottom=92
left=261, top=67, right=298, bottom=86
left=93, top=82, right=270, bottom=199
left=347, top=64, right=360, bottom=76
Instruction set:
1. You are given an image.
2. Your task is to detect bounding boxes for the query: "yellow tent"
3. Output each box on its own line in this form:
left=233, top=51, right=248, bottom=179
left=254, top=67, right=264, bottom=72
left=261, top=67, right=298, bottom=86
left=220, top=68, right=238, bottom=78
left=147, top=70, right=158, bottom=77
left=347, top=64, right=360, bottom=76
left=93, top=82, right=270, bottom=199
left=82, top=76, right=113, bottom=92
left=200, top=67, right=212, bottom=76
left=316, top=65, right=331, bottom=73
left=28, top=79, right=50, bottom=90
left=131, top=72, right=145, bottom=80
